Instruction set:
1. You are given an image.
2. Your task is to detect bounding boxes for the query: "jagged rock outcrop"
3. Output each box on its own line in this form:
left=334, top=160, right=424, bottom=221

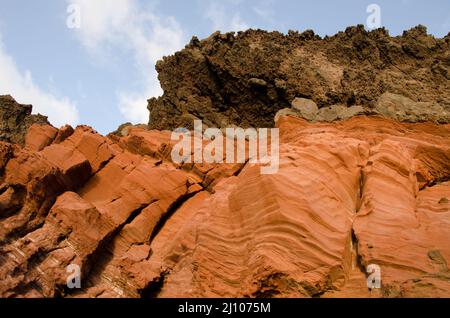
left=148, top=25, right=450, bottom=130
left=0, top=113, right=449, bottom=298
left=0, top=120, right=247, bottom=297
left=0, top=95, right=50, bottom=145
left=1, top=25, right=450, bottom=298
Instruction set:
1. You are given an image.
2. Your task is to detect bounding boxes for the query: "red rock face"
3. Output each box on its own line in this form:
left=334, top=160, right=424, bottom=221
left=0, top=115, right=448, bottom=298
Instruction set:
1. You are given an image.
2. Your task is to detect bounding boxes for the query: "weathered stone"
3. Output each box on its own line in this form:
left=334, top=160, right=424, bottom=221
left=375, top=92, right=450, bottom=123
left=1, top=25, right=450, bottom=299
left=25, top=124, right=58, bottom=151
left=291, top=98, right=318, bottom=121
left=53, top=125, right=74, bottom=144
left=274, top=108, right=299, bottom=123
left=316, top=105, right=367, bottom=122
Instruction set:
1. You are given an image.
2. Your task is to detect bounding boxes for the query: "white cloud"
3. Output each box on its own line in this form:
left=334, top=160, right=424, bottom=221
left=71, top=0, right=185, bottom=124
left=0, top=34, right=79, bottom=127
left=72, top=0, right=134, bottom=52
left=117, top=77, right=162, bottom=124
left=205, top=1, right=249, bottom=32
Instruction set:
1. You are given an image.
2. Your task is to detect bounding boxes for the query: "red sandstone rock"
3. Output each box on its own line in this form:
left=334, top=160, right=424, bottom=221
left=0, top=115, right=449, bottom=298
left=147, top=115, right=450, bottom=298
left=53, top=124, right=74, bottom=144
left=24, top=124, right=58, bottom=151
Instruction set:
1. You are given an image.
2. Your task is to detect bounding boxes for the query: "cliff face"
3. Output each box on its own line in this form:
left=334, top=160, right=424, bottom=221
left=0, top=26, right=450, bottom=298
left=0, top=116, right=449, bottom=298
left=148, top=25, right=450, bottom=130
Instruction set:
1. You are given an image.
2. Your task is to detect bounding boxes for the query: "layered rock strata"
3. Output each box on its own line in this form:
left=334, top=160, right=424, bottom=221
left=0, top=114, right=448, bottom=298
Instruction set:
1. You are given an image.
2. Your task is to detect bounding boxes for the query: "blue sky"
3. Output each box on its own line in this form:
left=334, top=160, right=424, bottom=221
left=0, top=0, right=449, bottom=134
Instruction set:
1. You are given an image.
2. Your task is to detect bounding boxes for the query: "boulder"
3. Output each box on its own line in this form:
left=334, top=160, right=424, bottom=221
left=291, top=98, right=318, bottom=121
left=375, top=92, right=450, bottom=123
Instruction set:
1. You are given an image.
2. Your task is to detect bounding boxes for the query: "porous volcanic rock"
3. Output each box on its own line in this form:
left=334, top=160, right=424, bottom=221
left=148, top=25, right=450, bottom=130
left=0, top=95, right=50, bottom=145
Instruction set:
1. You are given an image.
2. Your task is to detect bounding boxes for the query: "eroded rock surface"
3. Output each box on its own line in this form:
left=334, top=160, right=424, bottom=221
left=0, top=114, right=448, bottom=298
left=148, top=25, right=450, bottom=130
left=146, top=116, right=450, bottom=298
left=1, top=25, right=450, bottom=298
left=0, top=121, right=247, bottom=297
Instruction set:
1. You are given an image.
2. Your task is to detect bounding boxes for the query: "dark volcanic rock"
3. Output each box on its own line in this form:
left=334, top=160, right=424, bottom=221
left=0, top=95, right=50, bottom=145
left=148, top=25, right=450, bottom=130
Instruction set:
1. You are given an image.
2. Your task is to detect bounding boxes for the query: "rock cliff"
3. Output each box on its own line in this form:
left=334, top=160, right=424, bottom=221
left=0, top=26, right=449, bottom=298
left=0, top=115, right=449, bottom=298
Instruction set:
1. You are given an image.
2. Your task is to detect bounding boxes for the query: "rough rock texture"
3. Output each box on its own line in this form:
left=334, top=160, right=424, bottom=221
left=275, top=99, right=372, bottom=124
left=147, top=116, right=450, bottom=298
left=0, top=113, right=449, bottom=298
left=0, top=95, right=50, bottom=145
left=1, top=25, right=450, bottom=298
left=0, top=121, right=247, bottom=297
left=148, top=25, right=450, bottom=130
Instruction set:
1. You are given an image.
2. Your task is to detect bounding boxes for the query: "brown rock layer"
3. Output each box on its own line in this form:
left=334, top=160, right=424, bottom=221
left=148, top=25, right=450, bottom=130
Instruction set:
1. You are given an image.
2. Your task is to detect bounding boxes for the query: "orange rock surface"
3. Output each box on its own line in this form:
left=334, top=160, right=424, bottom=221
left=0, top=115, right=449, bottom=298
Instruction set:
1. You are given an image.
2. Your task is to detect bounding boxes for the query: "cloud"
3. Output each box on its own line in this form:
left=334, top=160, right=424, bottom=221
left=71, top=0, right=134, bottom=53
left=117, top=80, right=162, bottom=125
left=0, top=34, right=79, bottom=127
left=71, top=0, right=185, bottom=124
left=205, top=1, right=249, bottom=32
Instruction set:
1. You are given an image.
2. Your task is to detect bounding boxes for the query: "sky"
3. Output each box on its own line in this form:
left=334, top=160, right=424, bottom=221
left=0, top=0, right=449, bottom=134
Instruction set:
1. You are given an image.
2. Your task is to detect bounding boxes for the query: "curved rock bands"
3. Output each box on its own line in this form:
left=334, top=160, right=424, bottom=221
left=149, top=137, right=365, bottom=297
left=0, top=114, right=449, bottom=298
left=145, top=115, right=449, bottom=298
left=0, top=117, right=252, bottom=297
